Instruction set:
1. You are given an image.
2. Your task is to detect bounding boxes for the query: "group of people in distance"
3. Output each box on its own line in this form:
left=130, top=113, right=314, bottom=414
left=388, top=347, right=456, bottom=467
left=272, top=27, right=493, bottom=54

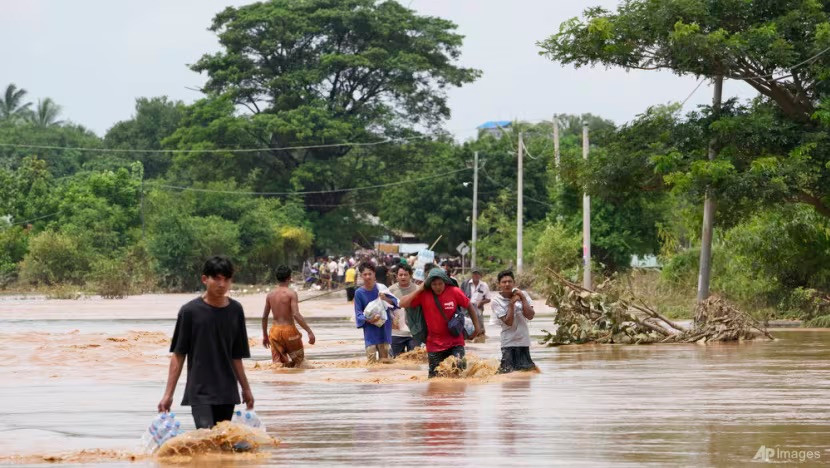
left=157, top=254, right=538, bottom=431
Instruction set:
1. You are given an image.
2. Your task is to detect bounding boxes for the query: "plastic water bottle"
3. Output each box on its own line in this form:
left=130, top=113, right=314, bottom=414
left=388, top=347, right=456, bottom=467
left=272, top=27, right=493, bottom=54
left=141, top=412, right=181, bottom=453
left=233, top=409, right=263, bottom=429
left=158, top=420, right=181, bottom=446
left=244, top=411, right=261, bottom=429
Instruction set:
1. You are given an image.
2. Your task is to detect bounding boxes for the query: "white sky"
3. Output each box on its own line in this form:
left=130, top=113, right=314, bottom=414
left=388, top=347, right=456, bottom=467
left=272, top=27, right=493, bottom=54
left=0, top=0, right=757, bottom=140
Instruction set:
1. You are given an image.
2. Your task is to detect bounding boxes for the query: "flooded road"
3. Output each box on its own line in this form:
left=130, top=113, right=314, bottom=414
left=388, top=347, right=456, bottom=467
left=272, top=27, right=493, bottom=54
left=1, top=292, right=829, bottom=466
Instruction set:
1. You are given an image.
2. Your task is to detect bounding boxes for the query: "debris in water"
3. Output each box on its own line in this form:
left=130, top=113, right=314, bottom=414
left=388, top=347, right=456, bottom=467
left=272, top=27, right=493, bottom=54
left=395, top=347, right=428, bottom=363
left=433, top=354, right=500, bottom=379
left=539, top=268, right=773, bottom=346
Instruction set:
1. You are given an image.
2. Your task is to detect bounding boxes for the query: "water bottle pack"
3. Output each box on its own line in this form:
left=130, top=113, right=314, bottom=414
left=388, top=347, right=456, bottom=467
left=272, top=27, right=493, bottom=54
left=232, top=409, right=266, bottom=432
left=140, top=412, right=183, bottom=453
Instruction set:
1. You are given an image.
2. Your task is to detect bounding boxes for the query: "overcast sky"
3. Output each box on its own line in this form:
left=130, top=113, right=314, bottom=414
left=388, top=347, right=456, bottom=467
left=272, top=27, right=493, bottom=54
left=1, top=0, right=757, bottom=140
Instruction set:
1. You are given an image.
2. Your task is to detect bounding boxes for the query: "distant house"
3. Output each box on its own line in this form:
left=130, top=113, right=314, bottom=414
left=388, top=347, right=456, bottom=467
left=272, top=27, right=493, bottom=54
left=477, top=120, right=512, bottom=138
left=362, top=214, right=428, bottom=254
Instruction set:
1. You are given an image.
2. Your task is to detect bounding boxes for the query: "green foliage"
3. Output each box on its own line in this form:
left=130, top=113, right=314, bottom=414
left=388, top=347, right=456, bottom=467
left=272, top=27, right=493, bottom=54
left=0, top=84, right=32, bottom=122
left=0, top=226, right=29, bottom=286
left=19, top=230, right=91, bottom=285
left=26, top=98, right=62, bottom=127
left=176, top=0, right=479, bottom=212
left=533, top=223, right=581, bottom=276
left=104, top=97, right=185, bottom=178
left=87, top=256, right=132, bottom=299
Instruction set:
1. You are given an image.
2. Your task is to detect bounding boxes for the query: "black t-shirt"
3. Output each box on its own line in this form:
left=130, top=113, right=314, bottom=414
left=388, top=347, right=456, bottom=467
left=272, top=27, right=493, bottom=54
left=169, top=297, right=251, bottom=406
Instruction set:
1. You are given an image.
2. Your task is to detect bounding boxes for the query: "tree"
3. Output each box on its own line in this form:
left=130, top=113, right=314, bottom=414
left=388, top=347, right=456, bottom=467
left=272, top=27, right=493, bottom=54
left=0, top=84, right=32, bottom=121
left=27, top=98, right=63, bottom=127
left=105, top=97, right=185, bottom=178
left=180, top=0, right=480, bottom=210
left=539, top=1, right=829, bottom=124
left=539, top=0, right=830, bottom=217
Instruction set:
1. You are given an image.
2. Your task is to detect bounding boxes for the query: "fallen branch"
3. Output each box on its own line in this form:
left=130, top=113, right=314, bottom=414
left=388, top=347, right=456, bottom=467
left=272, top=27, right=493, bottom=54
left=540, top=269, right=773, bottom=346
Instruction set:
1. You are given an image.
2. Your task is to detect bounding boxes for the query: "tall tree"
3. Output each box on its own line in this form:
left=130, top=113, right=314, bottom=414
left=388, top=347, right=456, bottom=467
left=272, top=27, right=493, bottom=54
left=105, top=97, right=185, bottom=178
left=0, top=84, right=32, bottom=121
left=27, top=98, right=63, bottom=127
left=178, top=0, right=480, bottom=210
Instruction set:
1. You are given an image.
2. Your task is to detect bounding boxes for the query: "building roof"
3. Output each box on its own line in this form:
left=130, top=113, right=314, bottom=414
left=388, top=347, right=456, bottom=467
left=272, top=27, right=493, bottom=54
left=477, top=120, right=512, bottom=130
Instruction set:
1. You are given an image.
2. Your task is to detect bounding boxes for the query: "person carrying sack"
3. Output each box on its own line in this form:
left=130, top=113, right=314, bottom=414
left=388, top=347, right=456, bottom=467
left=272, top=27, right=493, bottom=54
left=399, top=267, right=483, bottom=377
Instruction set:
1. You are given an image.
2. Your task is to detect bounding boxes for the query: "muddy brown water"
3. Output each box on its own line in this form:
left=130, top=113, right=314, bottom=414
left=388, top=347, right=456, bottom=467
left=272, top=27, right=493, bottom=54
left=1, top=292, right=829, bottom=466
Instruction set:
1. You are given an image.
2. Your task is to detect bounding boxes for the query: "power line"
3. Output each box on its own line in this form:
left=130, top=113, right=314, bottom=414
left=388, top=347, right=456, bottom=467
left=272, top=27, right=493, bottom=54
left=7, top=212, right=61, bottom=226
left=0, top=135, right=429, bottom=154
left=680, top=79, right=705, bottom=106
left=149, top=168, right=471, bottom=196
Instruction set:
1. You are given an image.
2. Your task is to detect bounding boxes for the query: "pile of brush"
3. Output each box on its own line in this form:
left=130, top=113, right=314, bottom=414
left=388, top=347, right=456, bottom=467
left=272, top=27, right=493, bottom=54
left=540, top=269, right=773, bottom=346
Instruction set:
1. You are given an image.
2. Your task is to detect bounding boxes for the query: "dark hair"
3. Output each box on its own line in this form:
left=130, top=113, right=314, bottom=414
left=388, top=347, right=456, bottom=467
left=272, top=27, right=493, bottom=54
left=275, top=265, right=292, bottom=282
left=375, top=266, right=389, bottom=285
left=497, top=270, right=514, bottom=282
left=424, top=262, right=435, bottom=272
left=359, top=262, right=375, bottom=273
left=397, top=264, right=413, bottom=275
left=203, top=256, right=234, bottom=278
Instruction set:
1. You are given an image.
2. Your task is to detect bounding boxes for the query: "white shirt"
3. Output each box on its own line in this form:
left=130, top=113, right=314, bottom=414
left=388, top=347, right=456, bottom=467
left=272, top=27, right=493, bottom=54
left=491, top=292, right=533, bottom=347
left=468, top=280, right=491, bottom=307
left=328, top=261, right=338, bottom=275
left=337, top=261, right=347, bottom=276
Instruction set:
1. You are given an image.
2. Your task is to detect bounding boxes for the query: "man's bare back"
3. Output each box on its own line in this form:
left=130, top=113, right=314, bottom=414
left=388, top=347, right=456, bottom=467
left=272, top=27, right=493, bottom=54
left=262, top=282, right=315, bottom=366
left=266, top=285, right=297, bottom=326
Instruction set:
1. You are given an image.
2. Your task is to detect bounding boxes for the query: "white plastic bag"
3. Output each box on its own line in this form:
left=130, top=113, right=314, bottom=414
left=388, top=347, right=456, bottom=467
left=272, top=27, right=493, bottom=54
left=364, top=297, right=388, bottom=327
left=464, top=316, right=475, bottom=338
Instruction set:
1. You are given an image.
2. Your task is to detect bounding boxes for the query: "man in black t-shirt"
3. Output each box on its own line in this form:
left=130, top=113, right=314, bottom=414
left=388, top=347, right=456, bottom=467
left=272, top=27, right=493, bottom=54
left=157, top=256, right=255, bottom=429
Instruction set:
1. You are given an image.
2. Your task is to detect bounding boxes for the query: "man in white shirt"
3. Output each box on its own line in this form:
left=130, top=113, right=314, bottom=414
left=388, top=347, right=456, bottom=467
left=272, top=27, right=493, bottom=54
left=462, top=269, right=491, bottom=340
left=490, top=270, right=536, bottom=373
left=337, top=258, right=347, bottom=286
left=327, top=257, right=338, bottom=288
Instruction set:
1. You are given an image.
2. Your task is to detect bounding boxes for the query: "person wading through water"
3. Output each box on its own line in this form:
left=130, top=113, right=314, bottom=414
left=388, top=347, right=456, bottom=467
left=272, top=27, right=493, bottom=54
left=399, top=268, right=483, bottom=377
left=388, top=264, right=421, bottom=356
left=491, top=270, right=537, bottom=373
left=262, top=265, right=315, bottom=367
left=158, top=256, right=254, bottom=429
left=354, top=262, right=398, bottom=363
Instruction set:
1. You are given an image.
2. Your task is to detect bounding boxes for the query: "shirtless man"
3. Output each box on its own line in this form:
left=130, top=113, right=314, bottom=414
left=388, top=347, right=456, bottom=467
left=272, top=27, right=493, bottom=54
left=262, top=265, right=315, bottom=367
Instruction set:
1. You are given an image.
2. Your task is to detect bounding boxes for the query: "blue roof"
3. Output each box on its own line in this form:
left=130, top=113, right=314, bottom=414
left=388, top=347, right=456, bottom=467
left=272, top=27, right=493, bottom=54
left=477, top=120, right=512, bottom=130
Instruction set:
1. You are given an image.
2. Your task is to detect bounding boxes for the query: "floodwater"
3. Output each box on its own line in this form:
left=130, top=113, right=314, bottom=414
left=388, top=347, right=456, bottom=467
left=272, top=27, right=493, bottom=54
left=1, top=291, right=829, bottom=466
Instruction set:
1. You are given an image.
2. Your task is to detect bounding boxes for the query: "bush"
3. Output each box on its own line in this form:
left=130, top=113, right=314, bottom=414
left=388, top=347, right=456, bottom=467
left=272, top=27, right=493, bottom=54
left=0, top=226, right=29, bottom=287
left=533, top=222, right=581, bottom=276
left=87, top=257, right=131, bottom=299
left=148, top=213, right=240, bottom=291
left=19, top=230, right=91, bottom=285
left=45, top=284, right=82, bottom=300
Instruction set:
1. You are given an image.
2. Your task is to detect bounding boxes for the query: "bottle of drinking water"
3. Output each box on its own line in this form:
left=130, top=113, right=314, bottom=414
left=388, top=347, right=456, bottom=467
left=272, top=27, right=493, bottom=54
left=141, top=412, right=180, bottom=453
left=233, top=409, right=263, bottom=429
left=158, top=420, right=181, bottom=446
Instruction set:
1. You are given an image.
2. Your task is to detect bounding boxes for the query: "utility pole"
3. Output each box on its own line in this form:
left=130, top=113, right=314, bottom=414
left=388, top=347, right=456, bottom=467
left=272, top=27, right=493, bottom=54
left=582, top=122, right=591, bottom=289
left=139, top=165, right=146, bottom=242
left=697, top=75, right=724, bottom=303
left=517, top=132, right=524, bottom=275
left=553, top=116, right=560, bottom=182
left=471, top=151, right=479, bottom=270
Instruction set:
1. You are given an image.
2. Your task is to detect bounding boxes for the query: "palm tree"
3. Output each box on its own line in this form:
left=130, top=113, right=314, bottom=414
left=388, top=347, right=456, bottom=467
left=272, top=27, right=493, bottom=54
left=0, top=84, right=33, bottom=121
left=28, top=98, right=63, bottom=127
